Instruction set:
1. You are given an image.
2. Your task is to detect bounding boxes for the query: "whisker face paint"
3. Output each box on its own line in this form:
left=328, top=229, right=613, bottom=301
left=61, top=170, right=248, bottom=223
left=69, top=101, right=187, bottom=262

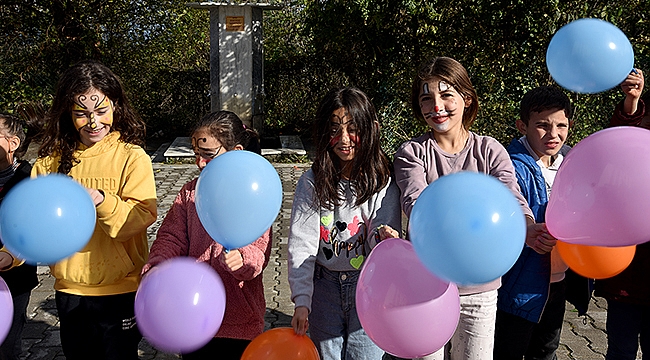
left=418, top=78, right=466, bottom=134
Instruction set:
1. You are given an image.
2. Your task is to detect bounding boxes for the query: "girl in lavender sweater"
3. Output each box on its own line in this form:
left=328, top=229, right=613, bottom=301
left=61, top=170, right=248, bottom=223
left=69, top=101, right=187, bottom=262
left=288, top=87, right=402, bottom=360
left=391, top=57, right=539, bottom=360
left=143, top=111, right=271, bottom=360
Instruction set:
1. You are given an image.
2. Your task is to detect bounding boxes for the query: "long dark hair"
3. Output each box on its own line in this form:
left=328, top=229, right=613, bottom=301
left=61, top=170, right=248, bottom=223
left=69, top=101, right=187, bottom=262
left=411, top=56, right=479, bottom=130
left=38, top=60, right=146, bottom=174
left=191, top=110, right=260, bottom=154
left=312, top=87, right=391, bottom=210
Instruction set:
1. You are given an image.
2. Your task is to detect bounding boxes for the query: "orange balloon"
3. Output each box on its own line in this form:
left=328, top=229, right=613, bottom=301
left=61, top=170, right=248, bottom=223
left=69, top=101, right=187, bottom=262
left=241, top=328, right=320, bottom=360
left=556, top=241, right=635, bottom=279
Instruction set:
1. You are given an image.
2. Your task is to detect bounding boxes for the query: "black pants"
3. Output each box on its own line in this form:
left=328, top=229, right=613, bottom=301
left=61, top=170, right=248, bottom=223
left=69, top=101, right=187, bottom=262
left=182, top=337, right=251, bottom=360
left=604, top=299, right=650, bottom=360
left=494, top=279, right=567, bottom=360
left=55, top=291, right=142, bottom=360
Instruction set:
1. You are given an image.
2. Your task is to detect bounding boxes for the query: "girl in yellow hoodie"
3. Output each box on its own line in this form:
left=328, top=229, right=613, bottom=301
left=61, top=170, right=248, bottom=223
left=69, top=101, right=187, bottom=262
left=32, top=60, right=157, bottom=360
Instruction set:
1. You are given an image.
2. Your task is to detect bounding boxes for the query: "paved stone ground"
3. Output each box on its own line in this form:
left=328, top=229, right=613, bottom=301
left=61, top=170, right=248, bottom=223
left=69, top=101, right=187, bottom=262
left=11, top=162, right=640, bottom=359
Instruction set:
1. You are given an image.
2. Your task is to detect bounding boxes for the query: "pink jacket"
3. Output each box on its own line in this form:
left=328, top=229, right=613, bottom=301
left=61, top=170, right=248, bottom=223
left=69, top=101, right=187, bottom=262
left=146, top=178, right=272, bottom=341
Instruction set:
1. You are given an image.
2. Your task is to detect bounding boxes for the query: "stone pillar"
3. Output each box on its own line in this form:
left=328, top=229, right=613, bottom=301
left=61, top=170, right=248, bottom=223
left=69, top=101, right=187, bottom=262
left=187, top=2, right=280, bottom=131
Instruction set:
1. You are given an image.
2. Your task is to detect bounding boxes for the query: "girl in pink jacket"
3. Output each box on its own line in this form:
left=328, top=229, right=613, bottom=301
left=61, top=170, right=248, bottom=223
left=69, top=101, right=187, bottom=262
left=144, top=111, right=271, bottom=360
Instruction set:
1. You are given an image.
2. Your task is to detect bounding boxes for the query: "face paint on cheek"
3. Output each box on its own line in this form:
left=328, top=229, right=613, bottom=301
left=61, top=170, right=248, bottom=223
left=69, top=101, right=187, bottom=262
left=95, top=97, right=114, bottom=127
left=349, top=134, right=359, bottom=145
left=329, top=134, right=341, bottom=147
left=71, top=103, right=89, bottom=130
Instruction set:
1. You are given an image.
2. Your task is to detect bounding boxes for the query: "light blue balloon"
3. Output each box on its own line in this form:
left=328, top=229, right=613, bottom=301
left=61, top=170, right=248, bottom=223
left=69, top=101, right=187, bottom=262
left=546, top=18, right=634, bottom=94
left=195, top=150, right=282, bottom=250
left=0, top=174, right=96, bottom=265
left=409, top=172, right=526, bottom=285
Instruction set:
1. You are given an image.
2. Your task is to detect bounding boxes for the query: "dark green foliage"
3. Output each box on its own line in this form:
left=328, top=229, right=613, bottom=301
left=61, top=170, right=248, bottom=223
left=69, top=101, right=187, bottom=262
left=2, top=0, right=649, bottom=154
left=0, top=0, right=211, bottom=141
left=264, top=0, right=650, bottom=155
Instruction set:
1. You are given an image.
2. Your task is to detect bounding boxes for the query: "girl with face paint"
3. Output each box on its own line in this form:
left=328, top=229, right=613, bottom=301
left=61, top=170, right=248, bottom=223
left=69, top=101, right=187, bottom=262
left=33, top=60, right=157, bottom=360
left=391, top=57, right=536, bottom=360
left=143, top=111, right=270, bottom=360
left=288, top=87, right=402, bottom=360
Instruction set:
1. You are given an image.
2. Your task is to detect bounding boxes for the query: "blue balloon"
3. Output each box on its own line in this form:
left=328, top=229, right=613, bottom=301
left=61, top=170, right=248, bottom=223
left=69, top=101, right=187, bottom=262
left=0, top=174, right=96, bottom=264
left=195, top=150, right=282, bottom=250
left=409, top=172, right=526, bottom=285
left=546, top=18, right=634, bottom=93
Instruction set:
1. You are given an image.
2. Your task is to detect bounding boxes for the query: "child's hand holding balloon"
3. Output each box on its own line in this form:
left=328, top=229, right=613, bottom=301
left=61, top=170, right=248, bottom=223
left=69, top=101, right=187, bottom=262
left=86, top=188, right=105, bottom=206
left=0, top=252, right=13, bottom=270
left=621, top=69, right=644, bottom=98
left=525, top=223, right=557, bottom=254
left=221, top=249, right=243, bottom=271
left=377, top=224, right=399, bottom=240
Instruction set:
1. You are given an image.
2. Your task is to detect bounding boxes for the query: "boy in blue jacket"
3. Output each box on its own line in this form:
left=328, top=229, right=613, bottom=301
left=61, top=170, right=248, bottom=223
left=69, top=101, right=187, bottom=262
left=494, top=86, right=577, bottom=360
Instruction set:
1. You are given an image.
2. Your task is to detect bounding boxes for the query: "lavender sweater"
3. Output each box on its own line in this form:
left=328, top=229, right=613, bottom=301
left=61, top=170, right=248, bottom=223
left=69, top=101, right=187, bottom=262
left=394, top=131, right=534, bottom=295
left=146, top=178, right=271, bottom=341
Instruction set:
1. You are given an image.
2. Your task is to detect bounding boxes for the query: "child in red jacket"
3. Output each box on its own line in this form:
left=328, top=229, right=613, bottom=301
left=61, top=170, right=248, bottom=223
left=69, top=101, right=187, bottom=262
left=143, top=110, right=271, bottom=360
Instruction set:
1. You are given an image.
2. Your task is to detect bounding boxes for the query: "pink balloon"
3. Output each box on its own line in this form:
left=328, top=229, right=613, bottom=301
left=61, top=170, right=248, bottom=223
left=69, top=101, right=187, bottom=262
left=356, top=238, right=460, bottom=358
left=547, top=127, right=650, bottom=246
left=135, top=257, right=226, bottom=353
left=0, top=277, right=13, bottom=344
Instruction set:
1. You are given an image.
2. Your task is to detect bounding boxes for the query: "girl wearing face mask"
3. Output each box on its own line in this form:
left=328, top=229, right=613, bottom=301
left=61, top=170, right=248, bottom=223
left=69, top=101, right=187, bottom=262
left=391, top=57, right=537, bottom=360
left=143, top=110, right=271, bottom=360
left=32, top=60, right=157, bottom=360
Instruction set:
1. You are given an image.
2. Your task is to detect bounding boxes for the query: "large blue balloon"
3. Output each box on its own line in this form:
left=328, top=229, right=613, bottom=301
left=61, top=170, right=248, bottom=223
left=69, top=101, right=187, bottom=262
left=409, top=172, right=526, bottom=285
left=546, top=18, right=634, bottom=93
left=195, top=150, right=282, bottom=250
left=0, top=174, right=96, bottom=264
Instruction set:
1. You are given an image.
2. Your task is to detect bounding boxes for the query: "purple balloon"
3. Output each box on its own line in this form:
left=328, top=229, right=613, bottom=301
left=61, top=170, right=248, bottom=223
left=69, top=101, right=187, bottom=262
left=0, top=277, right=13, bottom=344
left=134, top=257, right=226, bottom=353
left=547, top=127, right=650, bottom=246
left=356, top=238, right=460, bottom=358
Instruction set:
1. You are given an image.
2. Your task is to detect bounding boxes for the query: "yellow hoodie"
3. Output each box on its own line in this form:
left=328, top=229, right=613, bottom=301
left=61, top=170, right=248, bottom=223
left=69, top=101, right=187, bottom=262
left=32, top=132, right=157, bottom=296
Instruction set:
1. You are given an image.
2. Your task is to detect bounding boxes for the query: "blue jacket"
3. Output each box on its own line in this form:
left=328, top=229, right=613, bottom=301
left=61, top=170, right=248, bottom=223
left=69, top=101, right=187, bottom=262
left=497, top=139, right=568, bottom=322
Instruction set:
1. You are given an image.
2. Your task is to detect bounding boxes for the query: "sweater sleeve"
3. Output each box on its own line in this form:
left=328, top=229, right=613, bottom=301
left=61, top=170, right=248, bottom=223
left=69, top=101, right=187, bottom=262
left=486, top=139, right=534, bottom=220
left=31, top=157, right=56, bottom=176
left=610, top=99, right=646, bottom=127
left=224, top=228, right=272, bottom=282
left=287, top=171, right=321, bottom=312
left=369, top=178, right=403, bottom=247
left=95, top=149, right=157, bottom=241
left=393, top=141, right=428, bottom=218
left=146, top=183, right=193, bottom=270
